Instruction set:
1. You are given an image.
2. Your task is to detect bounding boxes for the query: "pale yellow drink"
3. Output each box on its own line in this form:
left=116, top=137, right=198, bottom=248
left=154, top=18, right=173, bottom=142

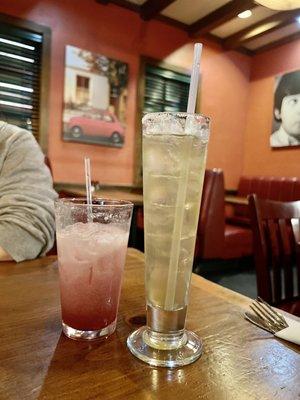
left=127, top=112, right=210, bottom=368
left=143, top=128, right=208, bottom=313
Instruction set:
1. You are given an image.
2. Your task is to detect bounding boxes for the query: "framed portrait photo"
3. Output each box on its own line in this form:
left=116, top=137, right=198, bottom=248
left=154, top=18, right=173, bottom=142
left=270, top=70, right=300, bottom=148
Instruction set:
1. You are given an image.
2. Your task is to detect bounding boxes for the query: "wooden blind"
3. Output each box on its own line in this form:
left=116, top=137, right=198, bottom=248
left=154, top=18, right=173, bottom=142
left=144, top=64, right=190, bottom=113
left=0, top=22, right=42, bottom=141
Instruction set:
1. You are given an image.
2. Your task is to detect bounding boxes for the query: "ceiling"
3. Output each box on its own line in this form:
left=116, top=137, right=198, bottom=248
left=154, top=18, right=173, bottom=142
left=95, top=0, right=300, bottom=55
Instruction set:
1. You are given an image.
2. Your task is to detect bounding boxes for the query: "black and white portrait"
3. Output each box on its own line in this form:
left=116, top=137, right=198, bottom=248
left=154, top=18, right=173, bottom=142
left=270, top=70, right=300, bottom=148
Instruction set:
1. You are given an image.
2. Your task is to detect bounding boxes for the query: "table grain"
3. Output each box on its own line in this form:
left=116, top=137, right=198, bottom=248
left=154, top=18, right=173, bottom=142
left=0, top=249, right=299, bottom=400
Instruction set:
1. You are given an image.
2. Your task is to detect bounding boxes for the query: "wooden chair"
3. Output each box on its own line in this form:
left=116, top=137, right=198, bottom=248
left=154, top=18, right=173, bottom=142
left=248, top=194, right=300, bottom=316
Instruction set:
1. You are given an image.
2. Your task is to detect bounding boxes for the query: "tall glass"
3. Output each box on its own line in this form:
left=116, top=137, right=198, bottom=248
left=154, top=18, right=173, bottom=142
left=127, top=112, right=210, bottom=367
left=55, top=198, right=133, bottom=340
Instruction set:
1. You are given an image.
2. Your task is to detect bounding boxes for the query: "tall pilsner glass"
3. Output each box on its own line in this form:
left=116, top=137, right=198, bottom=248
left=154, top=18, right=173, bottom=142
left=127, top=112, right=210, bottom=367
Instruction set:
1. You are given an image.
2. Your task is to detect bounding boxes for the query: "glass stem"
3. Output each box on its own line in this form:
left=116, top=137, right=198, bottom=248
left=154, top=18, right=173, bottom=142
left=145, top=304, right=187, bottom=350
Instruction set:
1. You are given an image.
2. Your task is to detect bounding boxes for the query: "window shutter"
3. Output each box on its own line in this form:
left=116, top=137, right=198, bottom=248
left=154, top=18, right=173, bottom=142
left=144, top=64, right=190, bottom=113
left=0, top=22, right=42, bottom=141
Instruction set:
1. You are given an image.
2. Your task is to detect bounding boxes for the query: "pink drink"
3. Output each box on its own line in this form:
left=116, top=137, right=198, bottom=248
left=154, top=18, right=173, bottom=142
left=57, top=222, right=128, bottom=331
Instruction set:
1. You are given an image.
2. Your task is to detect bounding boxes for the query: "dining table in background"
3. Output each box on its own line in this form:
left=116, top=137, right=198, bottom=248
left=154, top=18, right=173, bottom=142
left=0, top=249, right=299, bottom=399
left=225, top=195, right=249, bottom=206
left=54, top=183, right=143, bottom=206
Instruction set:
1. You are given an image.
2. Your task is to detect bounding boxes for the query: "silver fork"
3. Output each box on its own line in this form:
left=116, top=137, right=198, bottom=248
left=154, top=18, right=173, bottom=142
left=248, top=297, right=289, bottom=333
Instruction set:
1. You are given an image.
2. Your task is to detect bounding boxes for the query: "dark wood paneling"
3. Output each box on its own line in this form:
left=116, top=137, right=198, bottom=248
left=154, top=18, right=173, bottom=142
left=224, top=9, right=300, bottom=49
left=96, top=0, right=140, bottom=12
left=154, top=16, right=224, bottom=46
left=94, top=1, right=300, bottom=57
left=254, top=30, right=300, bottom=54
left=242, top=18, right=298, bottom=48
left=189, top=0, right=256, bottom=37
left=155, top=14, right=189, bottom=31
left=140, top=0, right=176, bottom=20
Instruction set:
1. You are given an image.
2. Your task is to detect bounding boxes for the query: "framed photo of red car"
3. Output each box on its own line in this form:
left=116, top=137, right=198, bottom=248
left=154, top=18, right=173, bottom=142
left=62, top=45, right=128, bottom=148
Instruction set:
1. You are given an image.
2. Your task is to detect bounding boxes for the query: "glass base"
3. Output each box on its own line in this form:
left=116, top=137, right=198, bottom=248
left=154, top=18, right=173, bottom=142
left=62, top=319, right=116, bottom=341
left=127, top=326, right=203, bottom=368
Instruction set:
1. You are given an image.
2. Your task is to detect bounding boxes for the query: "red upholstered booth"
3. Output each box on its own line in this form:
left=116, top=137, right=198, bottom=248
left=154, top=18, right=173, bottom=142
left=227, top=176, right=300, bottom=227
left=194, top=169, right=253, bottom=261
left=137, top=169, right=253, bottom=260
left=129, top=174, right=300, bottom=261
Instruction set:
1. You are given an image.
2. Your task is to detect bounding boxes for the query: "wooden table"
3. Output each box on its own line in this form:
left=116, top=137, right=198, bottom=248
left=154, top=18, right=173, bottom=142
left=225, top=195, right=248, bottom=205
left=0, top=249, right=299, bottom=399
left=55, top=185, right=143, bottom=206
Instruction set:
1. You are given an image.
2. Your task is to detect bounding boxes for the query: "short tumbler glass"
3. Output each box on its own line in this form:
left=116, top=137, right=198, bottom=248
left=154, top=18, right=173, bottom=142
left=55, top=198, right=133, bottom=340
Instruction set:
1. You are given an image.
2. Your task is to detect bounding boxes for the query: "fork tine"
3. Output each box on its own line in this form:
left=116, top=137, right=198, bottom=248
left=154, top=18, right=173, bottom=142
left=254, top=300, right=286, bottom=329
left=257, top=297, right=288, bottom=327
left=249, top=304, right=266, bottom=322
left=257, top=296, right=282, bottom=318
left=244, top=312, right=275, bottom=334
left=252, top=302, right=279, bottom=327
left=256, top=300, right=287, bottom=329
left=250, top=304, right=277, bottom=333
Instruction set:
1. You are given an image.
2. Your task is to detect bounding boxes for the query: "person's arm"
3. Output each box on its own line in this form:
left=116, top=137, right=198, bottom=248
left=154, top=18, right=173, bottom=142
left=0, top=125, right=58, bottom=262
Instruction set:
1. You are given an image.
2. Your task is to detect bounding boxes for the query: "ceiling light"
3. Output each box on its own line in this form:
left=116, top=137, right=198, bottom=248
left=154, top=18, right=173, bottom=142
left=254, top=0, right=300, bottom=10
left=238, top=9, right=253, bottom=18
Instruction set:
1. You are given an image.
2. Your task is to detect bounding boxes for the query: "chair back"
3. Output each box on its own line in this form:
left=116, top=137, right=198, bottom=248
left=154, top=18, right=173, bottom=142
left=249, top=194, right=300, bottom=308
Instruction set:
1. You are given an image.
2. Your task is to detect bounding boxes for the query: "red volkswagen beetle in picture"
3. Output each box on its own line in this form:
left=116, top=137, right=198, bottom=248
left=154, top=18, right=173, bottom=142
left=67, top=110, right=125, bottom=144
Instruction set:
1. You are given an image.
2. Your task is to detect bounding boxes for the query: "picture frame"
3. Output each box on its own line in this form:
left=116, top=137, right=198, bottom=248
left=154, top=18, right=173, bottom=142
left=62, top=45, right=128, bottom=148
left=270, top=69, right=300, bottom=149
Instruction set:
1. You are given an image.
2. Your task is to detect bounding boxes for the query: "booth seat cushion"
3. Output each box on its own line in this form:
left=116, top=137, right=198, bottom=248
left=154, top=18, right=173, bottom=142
left=195, top=169, right=253, bottom=260
left=238, top=176, right=300, bottom=201
left=223, top=224, right=253, bottom=259
left=226, top=215, right=251, bottom=227
left=136, top=206, right=144, bottom=230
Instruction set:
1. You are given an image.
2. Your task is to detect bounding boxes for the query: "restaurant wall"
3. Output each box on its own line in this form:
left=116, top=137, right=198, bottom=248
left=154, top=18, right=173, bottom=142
left=163, top=44, right=251, bottom=190
left=243, top=39, right=300, bottom=178
left=0, top=0, right=251, bottom=188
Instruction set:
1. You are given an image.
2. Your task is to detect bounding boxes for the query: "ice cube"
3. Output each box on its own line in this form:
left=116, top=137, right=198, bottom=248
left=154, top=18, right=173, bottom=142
left=185, top=115, right=209, bottom=142
left=145, top=204, right=175, bottom=236
left=143, top=113, right=185, bottom=135
left=163, top=116, right=184, bottom=135
left=146, top=175, right=179, bottom=206
left=143, top=135, right=184, bottom=176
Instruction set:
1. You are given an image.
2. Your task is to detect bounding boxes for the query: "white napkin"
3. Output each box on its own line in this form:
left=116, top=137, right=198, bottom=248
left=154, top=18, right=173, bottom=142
left=275, top=316, right=300, bottom=345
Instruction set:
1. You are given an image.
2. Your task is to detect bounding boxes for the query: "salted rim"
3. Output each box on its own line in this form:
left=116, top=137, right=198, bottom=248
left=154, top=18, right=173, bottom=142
left=55, top=198, right=133, bottom=208
left=142, top=111, right=210, bottom=125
